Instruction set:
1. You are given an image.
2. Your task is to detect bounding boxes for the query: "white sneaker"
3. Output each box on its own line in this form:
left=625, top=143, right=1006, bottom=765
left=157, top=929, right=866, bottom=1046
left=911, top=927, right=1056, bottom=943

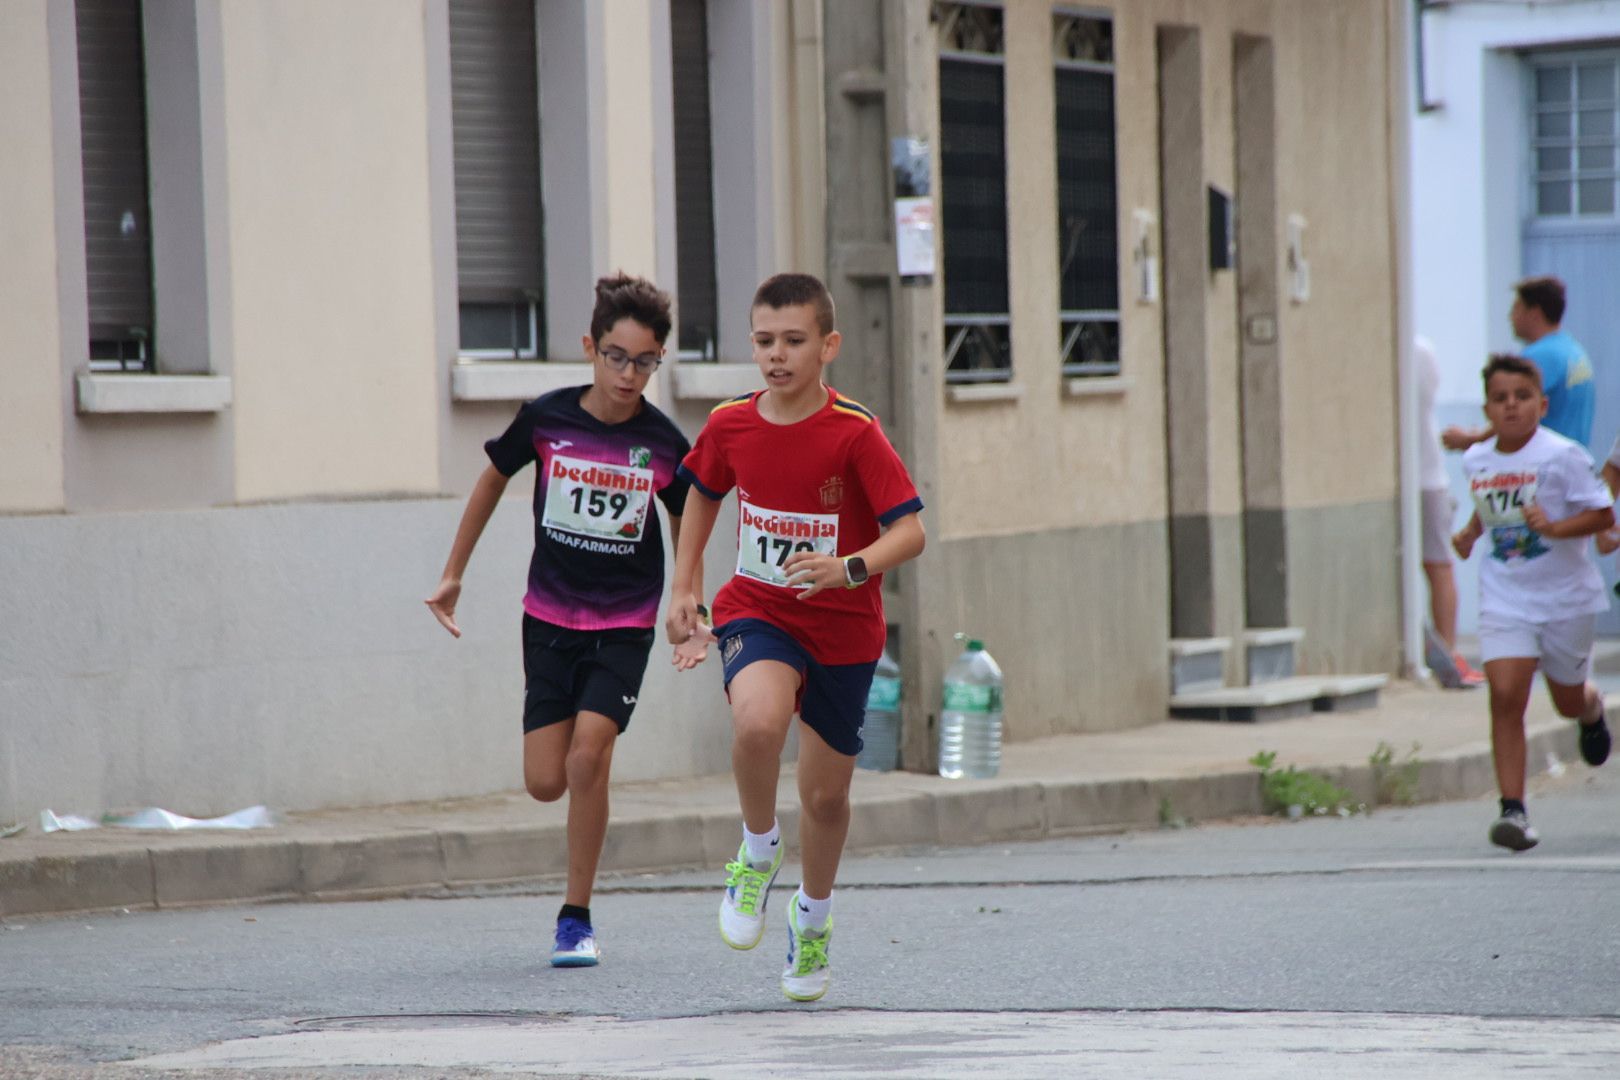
left=781, top=901, right=832, bottom=1002
left=718, top=839, right=782, bottom=949
left=1489, top=809, right=1540, bottom=852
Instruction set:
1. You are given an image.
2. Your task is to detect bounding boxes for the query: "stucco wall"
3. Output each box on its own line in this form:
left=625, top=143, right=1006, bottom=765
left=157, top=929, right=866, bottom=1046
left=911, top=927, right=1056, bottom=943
left=0, top=499, right=737, bottom=823
left=219, top=0, right=440, bottom=502
left=0, top=0, right=66, bottom=514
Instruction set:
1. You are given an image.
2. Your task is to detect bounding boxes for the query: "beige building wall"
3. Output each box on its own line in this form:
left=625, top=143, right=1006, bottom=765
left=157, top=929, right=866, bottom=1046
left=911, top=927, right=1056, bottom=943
left=1274, top=0, right=1399, bottom=509
left=220, top=0, right=441, bottom=502
left=0, top=0, right=66, bottom=514
left=599, top=1, right=661, bottom=283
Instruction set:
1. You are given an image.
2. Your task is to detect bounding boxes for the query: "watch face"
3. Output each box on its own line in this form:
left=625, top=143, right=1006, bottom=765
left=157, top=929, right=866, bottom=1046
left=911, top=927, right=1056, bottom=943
left=848, top=557, right=869, bottom=584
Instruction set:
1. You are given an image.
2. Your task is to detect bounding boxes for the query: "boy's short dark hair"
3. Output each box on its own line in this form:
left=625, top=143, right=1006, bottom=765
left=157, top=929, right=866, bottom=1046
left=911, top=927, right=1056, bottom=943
left=591, top=272, right=672, bottom=344
left=752, top=273, right=836, bottom=336
left=1482, top=352, right=1543, bottom=394
left=1513, top=275, right=1566, bottom=324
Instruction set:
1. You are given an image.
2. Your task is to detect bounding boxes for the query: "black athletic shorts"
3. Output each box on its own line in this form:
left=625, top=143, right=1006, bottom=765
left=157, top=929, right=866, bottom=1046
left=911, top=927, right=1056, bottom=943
left=521, top=614, right=655, bottom=734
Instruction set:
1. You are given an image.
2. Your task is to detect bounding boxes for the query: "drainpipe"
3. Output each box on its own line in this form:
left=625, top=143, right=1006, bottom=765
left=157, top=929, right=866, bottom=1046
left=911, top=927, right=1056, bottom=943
left=1391, top=0, right=1429, bottom=681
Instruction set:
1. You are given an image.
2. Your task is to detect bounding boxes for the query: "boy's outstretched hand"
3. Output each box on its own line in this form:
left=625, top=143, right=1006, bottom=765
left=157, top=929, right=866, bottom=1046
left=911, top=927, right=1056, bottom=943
left=425, top=578, right=462, bottom=638
left=672, top=620, right=715, bottom=671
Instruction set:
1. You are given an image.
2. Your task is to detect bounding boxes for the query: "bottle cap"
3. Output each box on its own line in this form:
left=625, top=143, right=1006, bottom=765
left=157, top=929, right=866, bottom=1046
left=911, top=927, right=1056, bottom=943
left=954, top=633, right=984, bottom=651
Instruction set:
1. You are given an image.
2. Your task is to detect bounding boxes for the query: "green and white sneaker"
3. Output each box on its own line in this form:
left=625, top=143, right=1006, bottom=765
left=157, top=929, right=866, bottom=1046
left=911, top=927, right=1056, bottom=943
left=718, top=839, right=782, bottom=949
left=782, top=902, right=832, bottom=1002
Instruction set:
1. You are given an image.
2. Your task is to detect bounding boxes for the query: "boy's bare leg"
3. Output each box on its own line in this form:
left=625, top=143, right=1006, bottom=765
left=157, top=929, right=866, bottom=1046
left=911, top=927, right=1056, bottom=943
left=795, top=723, right=856, bottom=899
left=1422, top=561, right=1459, bottom=650
left=1484, top=658, right=1537, bottom=800
left=726, top=660, right=799, bottom=832
left=523, top=714, right=619, bottom=908
left=1545, top=678, right=1602, bottom=724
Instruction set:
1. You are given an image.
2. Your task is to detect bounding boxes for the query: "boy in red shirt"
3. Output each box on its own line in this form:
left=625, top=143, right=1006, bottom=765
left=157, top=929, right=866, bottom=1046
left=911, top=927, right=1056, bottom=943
left=666, top=273, right=925, bottom=1001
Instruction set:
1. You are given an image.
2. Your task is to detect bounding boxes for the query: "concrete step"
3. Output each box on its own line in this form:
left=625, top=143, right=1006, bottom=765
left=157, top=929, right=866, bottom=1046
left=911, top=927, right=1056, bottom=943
left=1168, top=637, right=1231, bottom=694
left=1243, top=626, right=1304, bottom=685
left=1170, top=673, right=1389, bottom=723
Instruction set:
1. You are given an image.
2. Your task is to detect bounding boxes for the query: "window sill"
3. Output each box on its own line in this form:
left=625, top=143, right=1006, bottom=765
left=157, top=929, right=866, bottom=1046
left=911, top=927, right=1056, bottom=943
left=75, top=373, right=233, bottom=414
left=451, top=360, right=590, bottom=402
left=1063, top=374, right=1133, bottom=398
left=946, top=381, right=1024, bottom=405
left=671, top=362, right=761, bottom=401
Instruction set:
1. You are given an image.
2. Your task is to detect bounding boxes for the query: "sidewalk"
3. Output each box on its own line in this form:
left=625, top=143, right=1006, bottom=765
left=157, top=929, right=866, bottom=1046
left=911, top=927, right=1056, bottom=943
left=0, top=681, right=1584, bottom=920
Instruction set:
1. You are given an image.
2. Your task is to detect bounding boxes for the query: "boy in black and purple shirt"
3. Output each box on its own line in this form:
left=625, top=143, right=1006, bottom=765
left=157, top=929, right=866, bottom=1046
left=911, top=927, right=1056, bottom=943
left=427, top=273, right=695, bottom=967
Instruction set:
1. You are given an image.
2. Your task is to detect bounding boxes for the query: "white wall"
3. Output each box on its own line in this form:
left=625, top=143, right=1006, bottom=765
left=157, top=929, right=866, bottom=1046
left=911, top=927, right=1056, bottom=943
left=1410, top=1, right=1620, bottom=636
left=1412, top=1, right=1620, bottom=406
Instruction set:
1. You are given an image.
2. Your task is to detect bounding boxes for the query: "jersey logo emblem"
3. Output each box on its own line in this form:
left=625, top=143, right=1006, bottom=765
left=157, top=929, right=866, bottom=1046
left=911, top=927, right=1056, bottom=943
left=622, top=695, right=637, bottom=706
left=549, top=439, right=574, bottom=451
left=819, top=476, right=845, bottom=510
left=629, top=446, right=652, bottom=468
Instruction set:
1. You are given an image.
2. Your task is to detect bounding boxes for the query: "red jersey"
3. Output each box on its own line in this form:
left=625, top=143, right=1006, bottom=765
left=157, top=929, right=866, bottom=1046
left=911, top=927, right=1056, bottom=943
left=678, top=386, right=923, bottom=665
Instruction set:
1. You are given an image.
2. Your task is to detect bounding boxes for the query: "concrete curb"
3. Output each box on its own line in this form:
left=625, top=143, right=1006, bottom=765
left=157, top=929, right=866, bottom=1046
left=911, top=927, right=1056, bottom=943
left=0, top=722, right=1578, bottom=921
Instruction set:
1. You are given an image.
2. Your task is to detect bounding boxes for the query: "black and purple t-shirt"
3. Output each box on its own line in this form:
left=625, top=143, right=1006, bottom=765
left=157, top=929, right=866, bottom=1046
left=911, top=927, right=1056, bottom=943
left=485, top=387, right=691, bottom=631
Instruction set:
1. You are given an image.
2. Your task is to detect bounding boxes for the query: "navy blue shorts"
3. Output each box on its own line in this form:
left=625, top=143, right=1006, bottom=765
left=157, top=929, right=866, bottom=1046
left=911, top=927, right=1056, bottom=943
left=715, top=618, right=877, bottom=757
left=521, top=615, right=654, bottom=734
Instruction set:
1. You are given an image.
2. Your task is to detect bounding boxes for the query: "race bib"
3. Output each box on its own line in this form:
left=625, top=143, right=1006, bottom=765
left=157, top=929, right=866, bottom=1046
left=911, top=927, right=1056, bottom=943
left=1471, top=470, right=1538, bottom=528
left=736, top=500, right=838, bottom=588
left=541, top=455, right=654, bottom=542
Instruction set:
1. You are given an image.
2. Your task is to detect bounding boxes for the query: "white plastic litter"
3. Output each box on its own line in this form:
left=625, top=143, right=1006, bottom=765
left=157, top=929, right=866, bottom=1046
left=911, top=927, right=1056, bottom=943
left=39, top=810, right=101, bottom=833
left=1546, top=752, right=1567, bottom=779
left=103, top=805, right=276, bottom=830
left=1, top=822, right=27, bottom=839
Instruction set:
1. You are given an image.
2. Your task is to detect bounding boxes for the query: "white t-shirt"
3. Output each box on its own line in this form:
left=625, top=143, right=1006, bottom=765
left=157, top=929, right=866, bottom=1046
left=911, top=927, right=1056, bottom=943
left=1462, top=426, right=1613, bottom=621
left=1415, top=336, right=1448, bottom=491
left=1607, top=434, right=1620, bottom=472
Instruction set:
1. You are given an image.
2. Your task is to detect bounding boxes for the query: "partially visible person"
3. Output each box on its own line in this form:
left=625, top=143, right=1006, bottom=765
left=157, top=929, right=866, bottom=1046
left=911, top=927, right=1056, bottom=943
left=1443, top=276, right=1595, bottom=450
left=1415, top=336, right=1483, bottom=688
left=1451, top=354, right=1613, bottom=853
left=1598, top=433, right=1620, bottom=558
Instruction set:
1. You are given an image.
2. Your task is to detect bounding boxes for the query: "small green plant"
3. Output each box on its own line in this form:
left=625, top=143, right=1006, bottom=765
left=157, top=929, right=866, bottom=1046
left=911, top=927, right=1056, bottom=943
left=1157, top=794, right=1190, bottom=830
left=1249, top=750, right=1364, bottom=818
left=1370, top=740, right=1423, bottom=807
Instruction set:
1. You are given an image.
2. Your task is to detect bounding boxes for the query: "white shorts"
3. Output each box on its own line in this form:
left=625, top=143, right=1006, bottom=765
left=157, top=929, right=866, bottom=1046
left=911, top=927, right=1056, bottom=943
left=1478, top=612, right=1596, bottom=685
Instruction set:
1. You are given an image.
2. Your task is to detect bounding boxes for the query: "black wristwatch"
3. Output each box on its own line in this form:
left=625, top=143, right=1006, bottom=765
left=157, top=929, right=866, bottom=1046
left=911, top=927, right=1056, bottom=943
left=843, top=556, right=869, bottom=588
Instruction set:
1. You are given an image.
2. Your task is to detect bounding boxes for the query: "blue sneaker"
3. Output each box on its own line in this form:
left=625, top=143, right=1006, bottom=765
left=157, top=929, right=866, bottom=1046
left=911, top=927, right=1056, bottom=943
left=551, top=916, right=599, bottom=968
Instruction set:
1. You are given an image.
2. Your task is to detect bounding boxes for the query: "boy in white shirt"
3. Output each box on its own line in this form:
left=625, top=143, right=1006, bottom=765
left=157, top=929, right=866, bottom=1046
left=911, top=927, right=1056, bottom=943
left=1453, top=355, right=1614, bottom=851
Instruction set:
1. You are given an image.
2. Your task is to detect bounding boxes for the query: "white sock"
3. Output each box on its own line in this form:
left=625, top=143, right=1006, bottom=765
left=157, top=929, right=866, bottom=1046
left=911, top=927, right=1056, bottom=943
left=794, top=888, right=832, bottom=932
left=743, top=821, right=780, bottom=867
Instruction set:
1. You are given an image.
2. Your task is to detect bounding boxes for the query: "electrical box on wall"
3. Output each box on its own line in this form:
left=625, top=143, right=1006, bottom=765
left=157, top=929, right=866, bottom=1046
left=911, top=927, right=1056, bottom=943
left=1207, top=185, right=1235, bottom=271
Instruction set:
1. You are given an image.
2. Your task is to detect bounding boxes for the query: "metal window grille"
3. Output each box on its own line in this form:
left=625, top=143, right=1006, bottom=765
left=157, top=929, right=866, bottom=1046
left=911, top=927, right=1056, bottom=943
left=670, top=0, right=719, bottom=361
left=937, top=2, right=1012, bottom=384
left=1531, top=52, right=1619, bottom=219
left=77, top=0, right=156, bottom=372
left=450, top=0, right=546, bottom=358
left=1054, top=11, right=1120, bottom=377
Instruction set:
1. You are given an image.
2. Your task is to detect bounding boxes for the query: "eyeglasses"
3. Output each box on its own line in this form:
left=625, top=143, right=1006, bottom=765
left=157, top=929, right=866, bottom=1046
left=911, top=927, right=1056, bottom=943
left=597, top=345, right=663, bottom=375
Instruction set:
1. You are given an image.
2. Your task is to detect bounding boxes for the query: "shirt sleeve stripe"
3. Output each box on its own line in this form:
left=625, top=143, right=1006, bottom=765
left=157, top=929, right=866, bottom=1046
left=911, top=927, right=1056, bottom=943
left=676, top=463, right=726, bottom=501
left=877, top=496, right=924, bottom=526
left=709, top=392, right=756, bottom=415
left=831, top=401, right=875, bottom=424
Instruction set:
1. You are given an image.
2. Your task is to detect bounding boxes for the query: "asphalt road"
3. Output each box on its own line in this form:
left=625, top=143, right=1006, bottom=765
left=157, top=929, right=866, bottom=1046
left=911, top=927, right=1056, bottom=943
left=3, top=759, right=1618, bottom=1078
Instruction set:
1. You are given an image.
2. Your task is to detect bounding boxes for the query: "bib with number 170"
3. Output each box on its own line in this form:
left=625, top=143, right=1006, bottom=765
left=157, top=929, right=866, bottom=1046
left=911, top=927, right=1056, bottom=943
left=736, top=500, right=839, bottom=588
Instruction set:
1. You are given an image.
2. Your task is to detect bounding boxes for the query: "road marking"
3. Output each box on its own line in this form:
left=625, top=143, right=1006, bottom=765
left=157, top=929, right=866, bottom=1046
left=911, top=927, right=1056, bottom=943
left=135, top=1009, right=1620, bottom=1078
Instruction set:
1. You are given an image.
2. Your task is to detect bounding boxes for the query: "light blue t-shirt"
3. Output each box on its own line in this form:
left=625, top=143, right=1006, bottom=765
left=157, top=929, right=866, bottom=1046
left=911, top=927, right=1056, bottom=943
left=1522, top=330, right=1595, bottom=447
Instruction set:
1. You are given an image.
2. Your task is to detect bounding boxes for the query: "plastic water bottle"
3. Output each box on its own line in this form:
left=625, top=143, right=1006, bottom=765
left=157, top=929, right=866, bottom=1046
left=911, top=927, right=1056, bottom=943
left=939, top=634, right=1003, bottom=779
left=856, top=649, right=902, bottom=771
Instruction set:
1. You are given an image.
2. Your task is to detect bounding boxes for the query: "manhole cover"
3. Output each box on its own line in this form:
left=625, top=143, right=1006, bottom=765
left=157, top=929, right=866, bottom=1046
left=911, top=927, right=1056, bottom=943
left=295, top=1012, right=564, bottom=1032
